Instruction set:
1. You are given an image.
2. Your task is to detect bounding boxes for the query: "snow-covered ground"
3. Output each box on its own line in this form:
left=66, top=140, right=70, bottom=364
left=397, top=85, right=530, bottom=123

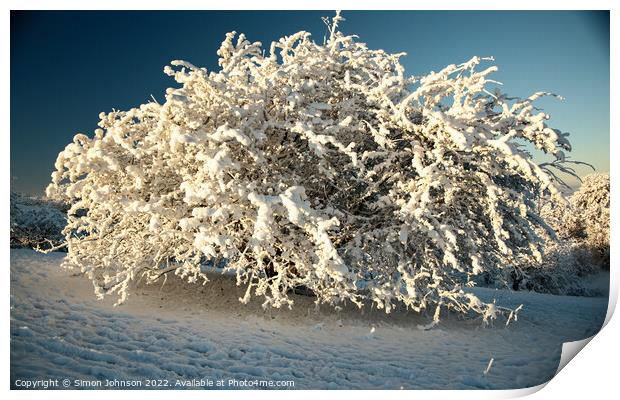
left=10, top=249, right=608, bottom=390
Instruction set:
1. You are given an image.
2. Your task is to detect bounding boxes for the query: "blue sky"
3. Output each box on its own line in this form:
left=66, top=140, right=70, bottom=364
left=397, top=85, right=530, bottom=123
left=10, top=10, right=609, bottom=195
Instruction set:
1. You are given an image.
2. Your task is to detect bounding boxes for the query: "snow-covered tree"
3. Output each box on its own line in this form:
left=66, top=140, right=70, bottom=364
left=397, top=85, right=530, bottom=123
left=46, top=13, right=576, bottom=322
left=572, top=173, right=610, bottom=262
left=541, top=173, right=610, bottom=270
left=10, top=192, right=67, bottom=250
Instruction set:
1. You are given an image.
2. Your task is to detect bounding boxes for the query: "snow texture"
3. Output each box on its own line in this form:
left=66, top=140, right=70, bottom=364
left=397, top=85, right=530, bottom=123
left=10, top=249, right=608, bottom=390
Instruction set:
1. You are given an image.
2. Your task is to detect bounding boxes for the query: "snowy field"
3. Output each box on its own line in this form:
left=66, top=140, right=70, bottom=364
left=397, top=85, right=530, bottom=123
left=10, top=249, right=608, bottom=390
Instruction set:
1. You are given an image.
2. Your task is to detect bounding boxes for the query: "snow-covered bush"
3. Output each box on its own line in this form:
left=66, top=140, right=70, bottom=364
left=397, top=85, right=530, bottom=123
left=572, top=173, right=610, bottom=264
left=503, top=239, right=599, bottom=296
left=46, top=13, right=576, bottom=321
left=10, top=192, right=67, bottom=251
left=540, top=173, right=610, bottom=270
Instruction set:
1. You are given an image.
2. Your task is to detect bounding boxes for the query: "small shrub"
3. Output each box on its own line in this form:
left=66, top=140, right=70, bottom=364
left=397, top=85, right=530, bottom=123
left=10, top=192, right=67, bottom=251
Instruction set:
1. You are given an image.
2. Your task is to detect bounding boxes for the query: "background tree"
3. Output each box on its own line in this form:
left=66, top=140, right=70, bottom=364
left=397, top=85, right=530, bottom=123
left=10, top=192, right=67, bottom=251
left=539, top=173, right=610, bottom=275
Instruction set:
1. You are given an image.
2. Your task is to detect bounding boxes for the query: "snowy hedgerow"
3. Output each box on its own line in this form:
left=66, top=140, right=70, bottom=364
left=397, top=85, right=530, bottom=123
left=572, top=173, right=610, bottom=263
left=10, top=192, right=67, bottom=251
left=46, top=13, right=575, bottom=322
left=541, top=173, right=610, bottom=270
left=513, top=240, right=599, bottom=296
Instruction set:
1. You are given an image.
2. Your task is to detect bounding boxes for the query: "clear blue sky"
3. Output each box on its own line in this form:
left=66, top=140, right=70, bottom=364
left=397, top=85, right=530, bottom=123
left=10, top=11, right=609, bottom=195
